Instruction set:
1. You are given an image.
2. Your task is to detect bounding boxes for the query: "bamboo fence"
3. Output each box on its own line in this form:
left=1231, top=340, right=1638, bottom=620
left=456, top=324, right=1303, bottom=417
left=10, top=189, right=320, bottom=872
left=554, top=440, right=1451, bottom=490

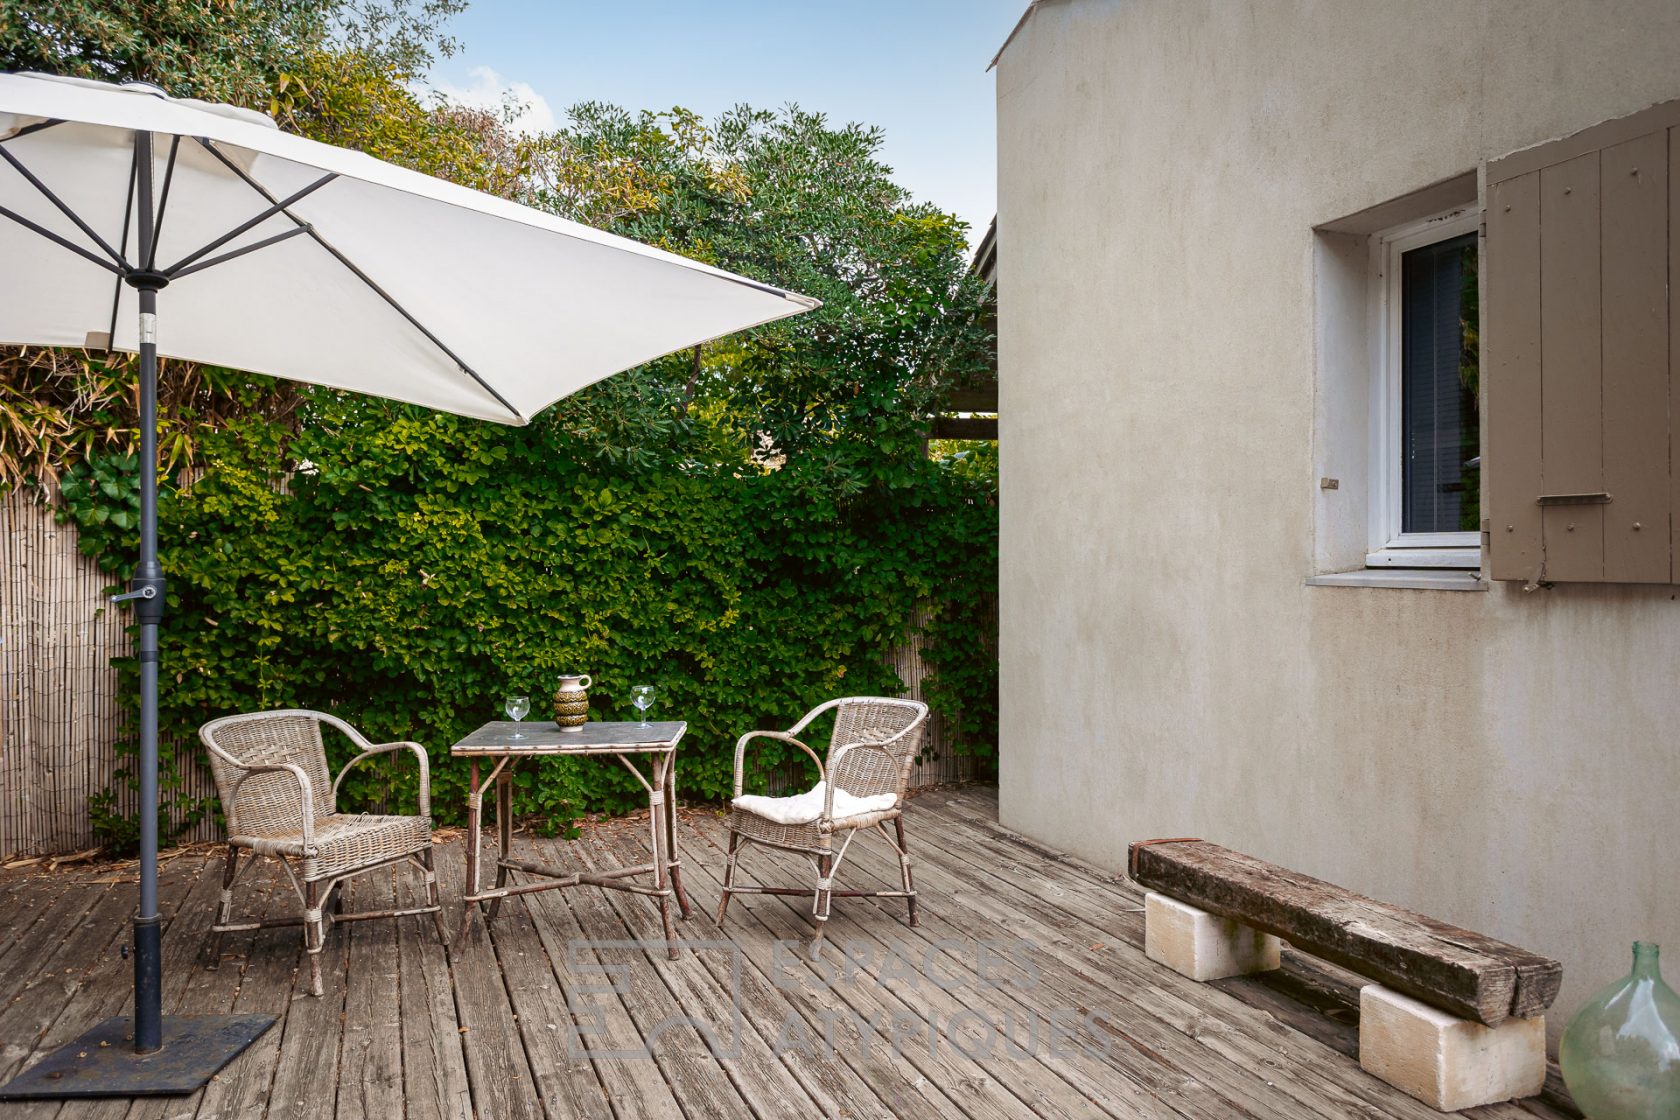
left=0, top=487, right=118, bottom=856
left=1, top=487, right=993, bottom=857
left=884, top=605, right=996, bottom=790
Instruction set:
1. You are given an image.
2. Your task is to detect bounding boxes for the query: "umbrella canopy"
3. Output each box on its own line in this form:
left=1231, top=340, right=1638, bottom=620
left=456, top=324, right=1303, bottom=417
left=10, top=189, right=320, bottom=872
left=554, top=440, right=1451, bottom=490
left=0, top=69, right=815, bottom=1094
left=0, top=71, right=817, bottom=422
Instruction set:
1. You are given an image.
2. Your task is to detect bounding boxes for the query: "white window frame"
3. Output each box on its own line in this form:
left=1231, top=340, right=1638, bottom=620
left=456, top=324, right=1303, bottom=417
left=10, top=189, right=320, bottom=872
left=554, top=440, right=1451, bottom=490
left=1366, top=207, right=1481, bottom=569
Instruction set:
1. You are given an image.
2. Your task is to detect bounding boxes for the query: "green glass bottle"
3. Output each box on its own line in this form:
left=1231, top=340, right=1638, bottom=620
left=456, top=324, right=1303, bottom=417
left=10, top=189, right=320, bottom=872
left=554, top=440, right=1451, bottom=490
left=1560, top=942, right=1680, bottom=1119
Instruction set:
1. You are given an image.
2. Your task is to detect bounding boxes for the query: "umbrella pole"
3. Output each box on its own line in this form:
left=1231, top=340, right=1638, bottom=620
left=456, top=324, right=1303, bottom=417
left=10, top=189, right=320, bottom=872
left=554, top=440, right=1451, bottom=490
left=131, top=278, right=164, bottom=1054
left=0, top=129, right=275, bottom=1100
left=127, top=126, right=168, bottom=1055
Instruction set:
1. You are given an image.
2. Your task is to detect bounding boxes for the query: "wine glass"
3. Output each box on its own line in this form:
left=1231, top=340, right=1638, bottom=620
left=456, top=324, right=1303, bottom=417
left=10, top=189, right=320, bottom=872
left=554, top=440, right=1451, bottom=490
left=505, top=694, right=531, bottom=739
left=629, top=684, right=655, bottom=728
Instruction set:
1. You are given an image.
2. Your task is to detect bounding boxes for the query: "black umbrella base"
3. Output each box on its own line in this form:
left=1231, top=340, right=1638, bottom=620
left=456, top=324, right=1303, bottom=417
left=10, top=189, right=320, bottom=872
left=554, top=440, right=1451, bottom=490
left=0, top=1015, right=276, bottom=1099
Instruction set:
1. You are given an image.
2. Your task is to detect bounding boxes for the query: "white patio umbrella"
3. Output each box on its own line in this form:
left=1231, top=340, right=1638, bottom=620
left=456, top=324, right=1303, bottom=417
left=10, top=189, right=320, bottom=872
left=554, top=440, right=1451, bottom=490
left=0, top=70, right=816, bottom=1097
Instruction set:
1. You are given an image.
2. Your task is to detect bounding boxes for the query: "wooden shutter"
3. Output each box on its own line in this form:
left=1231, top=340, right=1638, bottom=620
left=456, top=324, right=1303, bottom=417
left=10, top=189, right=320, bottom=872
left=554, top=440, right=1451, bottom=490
left=1485, top=100, right=1678, bottom=584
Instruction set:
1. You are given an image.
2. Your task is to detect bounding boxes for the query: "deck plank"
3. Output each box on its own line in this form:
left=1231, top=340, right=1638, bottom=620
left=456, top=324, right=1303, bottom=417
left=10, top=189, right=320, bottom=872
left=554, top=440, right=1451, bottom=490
left=571, top=821, right=847, bottom=1120
left=0, top=876, right=81, bottom=1003
left=0, top=786, right=1577, bottom=1120
left=4, top=858, right=208, bottom=1120
left=432, top=839, right=544, bottom=1120
left=637, top=821, right=978, bottom=1120
left=843, top=801, right=1394, bottom=1120
left=112, top=858, right=260, bottom=1120
left=517, top=855, right=688, bottom=1120
left=578, top=816, right=923, bottom=1120
left=259, top=867, right=353, bottom=1120
left=684, top=812, right=1196, bottom=1120
left=673, top=819, right=1090, bottom=1120
left=190, top=862, right=305, bottom=1120
left=515, top=822, right=753, bottom=1120
left=396, top=845, right=473, bottom=1120
left=0, top=876, right=156, bottom=1085
left=918, top=792, right=1568, bottom=1120
left=482, top=900, right=616, bottom=1120
left=334, top=869, right=408, bottom=1120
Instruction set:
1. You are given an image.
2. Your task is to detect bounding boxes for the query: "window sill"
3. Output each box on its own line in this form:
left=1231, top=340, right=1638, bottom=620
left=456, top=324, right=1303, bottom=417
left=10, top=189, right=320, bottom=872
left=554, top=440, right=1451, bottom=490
left=1365, top=546, right=1481, bottom=568
left=1305, top=569, right=1488, bottom=591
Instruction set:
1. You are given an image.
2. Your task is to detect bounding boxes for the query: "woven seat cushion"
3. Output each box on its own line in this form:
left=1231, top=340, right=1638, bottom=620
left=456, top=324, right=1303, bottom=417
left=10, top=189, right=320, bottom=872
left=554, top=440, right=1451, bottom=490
left=732, top=781, right=896, bottom=826
left=230, top=812, right=432, bottom=881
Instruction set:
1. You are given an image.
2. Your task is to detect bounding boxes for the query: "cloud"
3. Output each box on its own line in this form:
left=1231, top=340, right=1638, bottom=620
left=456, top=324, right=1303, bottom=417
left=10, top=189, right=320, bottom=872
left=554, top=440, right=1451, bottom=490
left=427, top=66, right=556, bottom=136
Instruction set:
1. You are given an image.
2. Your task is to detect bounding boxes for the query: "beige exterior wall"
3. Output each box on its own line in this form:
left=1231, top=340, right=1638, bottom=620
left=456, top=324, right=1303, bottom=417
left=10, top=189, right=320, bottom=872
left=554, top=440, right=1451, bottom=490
left=996, top=0, right=1680, bottom=1040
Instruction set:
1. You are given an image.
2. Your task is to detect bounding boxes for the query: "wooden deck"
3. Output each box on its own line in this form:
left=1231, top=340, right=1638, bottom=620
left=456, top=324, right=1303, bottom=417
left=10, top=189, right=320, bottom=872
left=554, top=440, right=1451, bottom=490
left=0, top=786, right=1577, bottom=1120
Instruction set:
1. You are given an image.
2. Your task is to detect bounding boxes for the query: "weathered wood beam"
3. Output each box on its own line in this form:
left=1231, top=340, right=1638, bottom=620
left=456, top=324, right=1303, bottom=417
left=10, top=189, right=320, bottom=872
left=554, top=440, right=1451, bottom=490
left=946, top=384, right=998, bottom=412
left=1128, top=840, right=1561, bottom=1027
left=931, top=416, right=997, bottom=440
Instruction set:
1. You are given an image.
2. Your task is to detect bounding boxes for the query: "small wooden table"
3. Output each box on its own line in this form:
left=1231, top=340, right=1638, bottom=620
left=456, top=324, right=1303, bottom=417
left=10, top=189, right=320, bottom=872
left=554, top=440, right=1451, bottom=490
left=450, top=720, right=694, bottom=956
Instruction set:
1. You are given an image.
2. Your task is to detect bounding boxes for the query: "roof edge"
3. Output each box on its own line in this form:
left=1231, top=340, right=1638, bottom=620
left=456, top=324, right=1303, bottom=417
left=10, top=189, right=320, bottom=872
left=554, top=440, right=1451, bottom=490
left=988, top=1, right=1046, bottom=71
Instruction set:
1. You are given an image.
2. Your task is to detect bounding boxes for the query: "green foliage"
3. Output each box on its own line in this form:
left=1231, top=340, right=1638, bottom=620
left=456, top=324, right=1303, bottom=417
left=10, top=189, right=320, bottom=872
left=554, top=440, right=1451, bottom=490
left=0, top=1, right=462, bottom=108
left=538, top=104, right=996, bottom=492
left=68, top=401, right=994, bottom=839
left=86, top=750, right=214, bottom=855
left=57, top=450, right=141, bottom=557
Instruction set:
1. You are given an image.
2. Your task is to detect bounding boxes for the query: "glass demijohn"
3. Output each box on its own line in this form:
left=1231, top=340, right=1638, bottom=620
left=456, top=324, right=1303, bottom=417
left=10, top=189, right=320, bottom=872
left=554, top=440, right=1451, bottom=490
left=1559, top=941, right=1680, bottom=1120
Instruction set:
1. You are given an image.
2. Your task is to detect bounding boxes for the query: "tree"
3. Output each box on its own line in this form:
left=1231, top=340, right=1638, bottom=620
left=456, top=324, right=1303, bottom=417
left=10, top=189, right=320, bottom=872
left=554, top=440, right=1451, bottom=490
left=533, top=103, right=996, bottom=493
left=0, top=1, right=461, bottom=108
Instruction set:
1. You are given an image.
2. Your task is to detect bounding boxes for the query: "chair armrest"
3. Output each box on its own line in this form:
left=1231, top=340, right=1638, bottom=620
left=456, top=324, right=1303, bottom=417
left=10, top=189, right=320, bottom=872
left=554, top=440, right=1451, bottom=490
left=225, top=763, right=317, bottom=846
left=785, top=698, right=846, bottom=738
left=333, top=742, right=431, bottom=817
left=732, top=730, right=823, bottom=798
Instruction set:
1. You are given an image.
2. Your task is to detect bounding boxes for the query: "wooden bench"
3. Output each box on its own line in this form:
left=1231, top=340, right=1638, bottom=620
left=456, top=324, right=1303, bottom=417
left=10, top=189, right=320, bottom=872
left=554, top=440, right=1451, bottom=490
left=1129, top=839, right=1561, bottom=1113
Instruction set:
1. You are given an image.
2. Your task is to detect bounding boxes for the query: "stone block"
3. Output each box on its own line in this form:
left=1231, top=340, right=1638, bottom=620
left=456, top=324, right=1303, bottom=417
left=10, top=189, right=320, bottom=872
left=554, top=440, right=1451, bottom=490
left=1143, top=891, right=1282, bottom=981
left=1358, top=983, right=1546, bottom=1111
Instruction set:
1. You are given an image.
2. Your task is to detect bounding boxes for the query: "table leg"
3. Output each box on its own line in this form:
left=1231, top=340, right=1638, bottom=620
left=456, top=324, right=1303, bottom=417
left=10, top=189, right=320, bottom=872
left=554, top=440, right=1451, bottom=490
left=649, top=752, right=678, bottom=959
left=663, top=748, right=692, bottom=919
left=488, top=763, right=513, bottom=920
left=458, top=756, right=482, bottom=943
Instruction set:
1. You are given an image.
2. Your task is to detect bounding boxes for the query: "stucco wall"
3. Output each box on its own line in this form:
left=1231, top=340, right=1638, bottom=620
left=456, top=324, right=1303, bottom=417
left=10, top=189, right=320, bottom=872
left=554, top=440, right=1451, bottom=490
left=996, top=0, right=1680, bottom=1040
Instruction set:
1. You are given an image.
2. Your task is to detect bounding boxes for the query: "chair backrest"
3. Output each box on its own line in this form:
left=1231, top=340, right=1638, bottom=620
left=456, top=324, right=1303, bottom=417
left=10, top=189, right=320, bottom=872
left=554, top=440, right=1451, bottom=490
left=826, top=697, right=929, bottom=801
left=200, top=710, right=337, bottom=836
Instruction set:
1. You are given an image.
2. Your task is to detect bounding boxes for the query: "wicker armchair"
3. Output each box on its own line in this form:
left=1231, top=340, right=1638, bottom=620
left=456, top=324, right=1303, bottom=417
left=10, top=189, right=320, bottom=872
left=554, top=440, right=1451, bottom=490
left=199, top=710, right=445, bottom=996
left=716, top=697, right=929, bottom=955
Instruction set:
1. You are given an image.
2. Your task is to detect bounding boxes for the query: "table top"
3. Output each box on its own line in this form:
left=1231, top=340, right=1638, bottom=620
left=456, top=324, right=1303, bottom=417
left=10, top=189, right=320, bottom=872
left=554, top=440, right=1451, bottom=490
left=450, top=720, right=687, bottom=755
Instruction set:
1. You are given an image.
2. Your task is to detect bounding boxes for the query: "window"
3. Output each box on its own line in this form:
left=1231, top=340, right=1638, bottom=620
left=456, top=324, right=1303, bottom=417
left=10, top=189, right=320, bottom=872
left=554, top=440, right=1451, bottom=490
left=1368, top=209, right=1481, bottom=568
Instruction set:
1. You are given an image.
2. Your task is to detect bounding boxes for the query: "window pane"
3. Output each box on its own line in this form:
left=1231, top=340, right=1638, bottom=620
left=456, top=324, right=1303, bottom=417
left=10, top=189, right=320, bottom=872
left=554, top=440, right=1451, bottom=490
left=1401, top=232, right=1480, bottom=534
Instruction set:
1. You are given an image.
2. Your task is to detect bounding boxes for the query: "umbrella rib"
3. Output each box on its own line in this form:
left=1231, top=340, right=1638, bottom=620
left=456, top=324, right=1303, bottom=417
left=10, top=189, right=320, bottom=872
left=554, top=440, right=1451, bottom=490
left=146, top=135, right=182, bottom=271
left=158, top=172, right=337, bottom=276
left=169, top=225, right=309, bottom=279
left=197, top=139, right=525, bottom=423
left=0, top=119, right=63, bottom=143
left=0, top=202, right=122, bottom=274
left=0, top=143, right=128, bottom=267
left=104, top=142, right=142, bottom=351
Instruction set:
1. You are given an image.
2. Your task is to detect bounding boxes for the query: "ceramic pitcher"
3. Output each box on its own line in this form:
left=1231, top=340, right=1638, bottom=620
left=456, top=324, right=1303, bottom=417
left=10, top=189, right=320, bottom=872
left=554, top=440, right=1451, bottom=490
left=553, top=673, right=592, bottom=730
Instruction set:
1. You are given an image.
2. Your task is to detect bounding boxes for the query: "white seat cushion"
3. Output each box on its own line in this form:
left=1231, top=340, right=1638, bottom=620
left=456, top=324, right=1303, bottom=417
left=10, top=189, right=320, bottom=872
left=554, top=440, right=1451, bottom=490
left=732, top=781, right=897, bottom=826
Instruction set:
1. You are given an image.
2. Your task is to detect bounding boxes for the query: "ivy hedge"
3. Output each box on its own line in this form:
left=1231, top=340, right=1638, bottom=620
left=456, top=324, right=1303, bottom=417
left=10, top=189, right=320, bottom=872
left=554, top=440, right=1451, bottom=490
left=66, top=393, right=997, bottom=848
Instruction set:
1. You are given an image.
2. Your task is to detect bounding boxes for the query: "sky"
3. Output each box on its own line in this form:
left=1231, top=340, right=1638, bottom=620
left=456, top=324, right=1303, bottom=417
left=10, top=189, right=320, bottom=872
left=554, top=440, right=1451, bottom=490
left=424, top=1, right=1024, bottom=250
